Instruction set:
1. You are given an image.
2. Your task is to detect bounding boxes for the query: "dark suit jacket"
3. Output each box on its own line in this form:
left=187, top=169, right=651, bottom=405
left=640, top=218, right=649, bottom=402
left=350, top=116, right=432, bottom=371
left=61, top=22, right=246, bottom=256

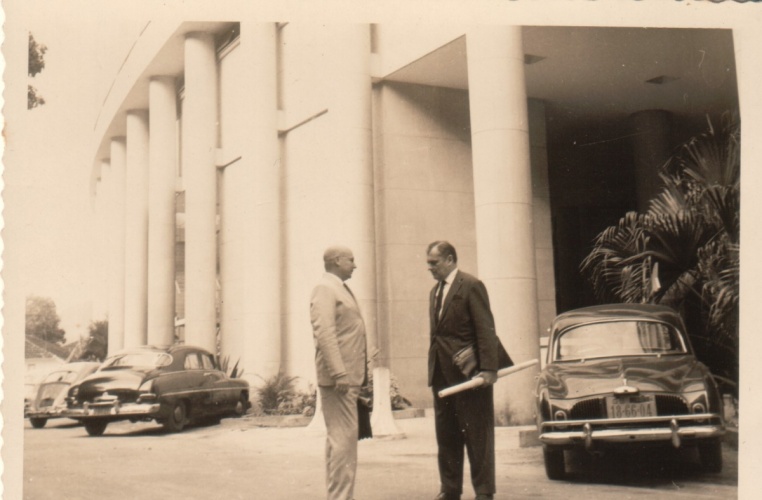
left=428, top=270, right=509, bottom=387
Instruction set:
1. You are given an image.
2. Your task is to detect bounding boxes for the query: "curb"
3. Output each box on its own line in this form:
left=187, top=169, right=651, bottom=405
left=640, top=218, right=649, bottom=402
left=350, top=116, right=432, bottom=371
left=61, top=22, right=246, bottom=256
left=724, top=427, right=738, bottom=450
left=517, top=427, right=541, bottom=448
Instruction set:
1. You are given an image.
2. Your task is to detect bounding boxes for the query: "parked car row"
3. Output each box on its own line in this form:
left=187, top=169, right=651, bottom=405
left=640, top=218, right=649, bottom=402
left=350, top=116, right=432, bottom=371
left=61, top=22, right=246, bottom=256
left=26, top=344, right=250, bottom=436
left=28, top=304, right=726, bottom=482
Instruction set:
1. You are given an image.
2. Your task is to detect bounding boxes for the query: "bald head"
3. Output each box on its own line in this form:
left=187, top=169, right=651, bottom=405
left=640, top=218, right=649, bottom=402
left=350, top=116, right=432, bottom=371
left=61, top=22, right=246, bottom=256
left=323, top=246, right=357, bottom=281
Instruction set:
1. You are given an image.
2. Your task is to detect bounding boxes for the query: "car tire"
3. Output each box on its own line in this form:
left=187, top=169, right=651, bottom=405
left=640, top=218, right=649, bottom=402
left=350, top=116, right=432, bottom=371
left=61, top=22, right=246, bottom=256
left=543, top=446, right=566, bottom=480
left=29, top=417, right=48, bottom=429
left=163, top=401, right=187, bottom=433
left=698, top=439, right=723, bottom=473
left=84, top=419, right=108, bottom=436
left=233, top=393, right=248, bottom=417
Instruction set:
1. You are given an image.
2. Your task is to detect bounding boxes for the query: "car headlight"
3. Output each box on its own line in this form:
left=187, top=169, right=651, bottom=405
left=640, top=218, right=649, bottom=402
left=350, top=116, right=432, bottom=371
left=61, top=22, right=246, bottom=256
left=691, top=402, right=707, bottom=414
left=554, top=410, right=568, bottom=420
left=136, top=380, right=157, bottom=404
left=684, top=391, right=710, bottom=414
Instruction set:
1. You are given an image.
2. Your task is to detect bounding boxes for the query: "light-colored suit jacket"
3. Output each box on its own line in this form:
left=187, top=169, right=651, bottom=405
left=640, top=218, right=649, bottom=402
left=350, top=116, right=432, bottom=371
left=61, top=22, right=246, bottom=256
left=310, top=273, right=368, bottom=387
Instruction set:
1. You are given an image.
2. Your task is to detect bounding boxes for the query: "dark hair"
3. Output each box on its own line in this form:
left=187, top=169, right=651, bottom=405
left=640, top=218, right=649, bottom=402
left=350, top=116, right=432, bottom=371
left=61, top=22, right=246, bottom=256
left=427, top=240, right=458, bottom=263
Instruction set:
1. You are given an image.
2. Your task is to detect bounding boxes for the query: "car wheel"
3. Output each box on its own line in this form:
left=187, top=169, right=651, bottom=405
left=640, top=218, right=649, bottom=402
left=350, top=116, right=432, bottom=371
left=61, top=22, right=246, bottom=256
left=543, top=446, right=566, bottom=480
left=29, top=417, right=48, bottom=429
left=233, top=393, right=248, bottom=417
left=163, top=401, right=187, bottom=433
left=84, top=419, right=108, bottom=436
left=698, top=439, right=723, bottom=473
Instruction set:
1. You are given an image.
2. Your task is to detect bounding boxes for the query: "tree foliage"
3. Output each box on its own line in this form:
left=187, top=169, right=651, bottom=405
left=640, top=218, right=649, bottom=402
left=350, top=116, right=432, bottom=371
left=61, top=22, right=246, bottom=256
left=28, top=33, right=47, bottom=109
left=78, top=320, right=109, bottom=362
left=25, top=295, right=66, bottom=344
left=581, top=113, right=740, bottom=389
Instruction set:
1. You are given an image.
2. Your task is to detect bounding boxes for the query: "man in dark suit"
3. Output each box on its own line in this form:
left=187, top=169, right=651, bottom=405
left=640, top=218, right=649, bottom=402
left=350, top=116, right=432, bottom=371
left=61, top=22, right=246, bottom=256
left=426, top=240, right=502, bottom=500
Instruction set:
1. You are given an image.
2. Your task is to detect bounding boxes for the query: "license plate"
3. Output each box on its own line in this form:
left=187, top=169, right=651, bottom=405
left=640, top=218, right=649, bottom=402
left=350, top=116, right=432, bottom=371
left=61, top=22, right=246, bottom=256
left=89, top=406, right=113, bottom=416
left=606, top=396, right=655, bottom=419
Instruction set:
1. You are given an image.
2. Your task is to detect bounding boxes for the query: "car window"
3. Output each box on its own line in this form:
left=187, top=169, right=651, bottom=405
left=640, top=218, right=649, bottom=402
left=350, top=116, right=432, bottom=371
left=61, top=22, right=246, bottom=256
left=555, top=320, right=686, bottom=361
left=184, top=353, right=202, bottom=370
left=200, top=354, right=215, bottom=370
left=102, top=352, right=173, bottom=369
left=42, top=370, right=78, bottom=384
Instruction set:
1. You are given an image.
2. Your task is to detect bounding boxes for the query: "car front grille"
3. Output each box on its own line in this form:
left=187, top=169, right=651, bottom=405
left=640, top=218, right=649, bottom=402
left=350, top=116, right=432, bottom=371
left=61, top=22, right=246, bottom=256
left=77, top=390, right=139, bottom=405
left=570, top=397, right=606, bottom=419
left=567, top=394, right=690, bottom=420
left=655, top=394, right=689, bottom=416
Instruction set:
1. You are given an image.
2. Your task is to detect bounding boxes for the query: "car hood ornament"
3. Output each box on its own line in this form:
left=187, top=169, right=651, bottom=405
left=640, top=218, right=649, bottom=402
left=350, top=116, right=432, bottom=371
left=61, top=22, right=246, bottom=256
left=613, top=378, right=640, bottom=395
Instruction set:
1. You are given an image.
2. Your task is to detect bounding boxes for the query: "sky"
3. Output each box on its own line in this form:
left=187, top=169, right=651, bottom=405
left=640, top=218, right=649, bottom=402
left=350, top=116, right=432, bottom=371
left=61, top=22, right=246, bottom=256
left=7, top=1, right=151, bottom=342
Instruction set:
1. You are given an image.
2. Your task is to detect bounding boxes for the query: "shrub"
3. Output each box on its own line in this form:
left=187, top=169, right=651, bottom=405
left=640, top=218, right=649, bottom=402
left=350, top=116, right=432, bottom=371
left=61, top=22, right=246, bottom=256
left=360, top=371, right=412, bottom=412
left=254, top=372, right=316, bottom=416
left=217, top=355, right=244, bottom=379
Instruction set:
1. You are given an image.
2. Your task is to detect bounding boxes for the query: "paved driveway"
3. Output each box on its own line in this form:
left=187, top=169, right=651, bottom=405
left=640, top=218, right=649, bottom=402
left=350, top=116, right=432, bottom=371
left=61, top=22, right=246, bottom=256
left=23, top=415, right=737, bottom=499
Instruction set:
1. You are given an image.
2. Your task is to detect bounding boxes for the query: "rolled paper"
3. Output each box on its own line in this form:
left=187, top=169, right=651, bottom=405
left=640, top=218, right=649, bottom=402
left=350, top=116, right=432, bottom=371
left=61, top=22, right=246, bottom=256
left=437, top=359, right=540, bottom=398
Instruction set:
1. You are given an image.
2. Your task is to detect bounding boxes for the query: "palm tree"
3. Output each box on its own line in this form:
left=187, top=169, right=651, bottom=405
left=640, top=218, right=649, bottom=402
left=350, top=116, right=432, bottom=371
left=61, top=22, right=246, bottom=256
left=581, top=113, right=739, bottom=389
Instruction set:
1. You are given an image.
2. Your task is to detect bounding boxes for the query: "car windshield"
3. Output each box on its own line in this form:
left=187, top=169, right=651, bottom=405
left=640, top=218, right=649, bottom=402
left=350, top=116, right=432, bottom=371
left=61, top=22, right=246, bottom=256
left=555, top=320, right=687, bottom=361
left=42, top=370, right=79, bottom=384
left=101, top=351, right=172, bottom=369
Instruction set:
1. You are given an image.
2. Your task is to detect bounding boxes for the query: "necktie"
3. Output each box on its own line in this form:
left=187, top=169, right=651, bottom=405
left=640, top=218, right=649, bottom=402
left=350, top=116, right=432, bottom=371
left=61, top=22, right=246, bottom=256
left=435, top=280, right=446, bottom=321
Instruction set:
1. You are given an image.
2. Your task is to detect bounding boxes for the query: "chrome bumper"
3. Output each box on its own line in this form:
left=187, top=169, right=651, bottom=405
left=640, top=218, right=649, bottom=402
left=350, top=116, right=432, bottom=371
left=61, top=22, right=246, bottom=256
left=66, top=401, right=161, bottom=419
left=27, top=407, right=67, bottom=418
left=539, top=414, right=725, bottom=449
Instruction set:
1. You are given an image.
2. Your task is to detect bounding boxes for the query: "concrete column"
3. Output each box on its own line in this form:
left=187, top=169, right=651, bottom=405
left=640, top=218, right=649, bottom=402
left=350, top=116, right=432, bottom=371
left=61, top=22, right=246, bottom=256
left=241, top=23, right=282, bottom=379
left=528, top=100, right=557, bottom=341
left=183, top=32, right=219, bottom=353
left=108, top=138, right=127, bottom=353
left=124, top=110, right=150, bottom=348
left=467, top=26, right=541, bottom=425
left=324, top=24, right=400, bottom=436
left=322, top=24, right=378, bottom=353
left=629, top=110, right=672, bottom=211
left=148, top=77, right=178, bottom=346
left=93, top=164, right=111, bottom=321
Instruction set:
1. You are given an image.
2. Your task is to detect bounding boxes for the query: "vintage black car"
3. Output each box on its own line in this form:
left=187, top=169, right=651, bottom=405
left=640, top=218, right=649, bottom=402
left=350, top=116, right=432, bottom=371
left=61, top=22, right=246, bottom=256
left=27, top=362, right=101, bottom=428
left=65, top=344, right=249, bottom=436
left=535, top=304, right=725, bottom=479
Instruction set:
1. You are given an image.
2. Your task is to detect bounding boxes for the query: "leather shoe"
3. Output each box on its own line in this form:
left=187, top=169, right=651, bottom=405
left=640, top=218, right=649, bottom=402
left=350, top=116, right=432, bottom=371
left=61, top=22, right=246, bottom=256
left=474, top=495, right=494, bottom=500
left=434, top=493, right=460, bottom=500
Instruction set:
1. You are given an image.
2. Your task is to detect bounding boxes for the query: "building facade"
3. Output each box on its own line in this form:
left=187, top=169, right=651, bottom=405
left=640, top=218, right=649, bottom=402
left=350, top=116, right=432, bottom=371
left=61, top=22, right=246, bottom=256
left=89, top=20, right=738, bottom=424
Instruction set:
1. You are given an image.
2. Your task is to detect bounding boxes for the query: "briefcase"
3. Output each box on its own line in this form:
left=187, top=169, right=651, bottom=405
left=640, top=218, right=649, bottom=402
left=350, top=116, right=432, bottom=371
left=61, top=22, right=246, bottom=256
left=452, top=340, right=514, bottom=378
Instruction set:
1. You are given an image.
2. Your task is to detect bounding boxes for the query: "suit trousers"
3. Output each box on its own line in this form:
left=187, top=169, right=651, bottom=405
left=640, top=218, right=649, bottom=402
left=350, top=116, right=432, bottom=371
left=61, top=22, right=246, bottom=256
left=319, top=385, right=360, bottom=500
left=432, top=380, right=495, bottom=496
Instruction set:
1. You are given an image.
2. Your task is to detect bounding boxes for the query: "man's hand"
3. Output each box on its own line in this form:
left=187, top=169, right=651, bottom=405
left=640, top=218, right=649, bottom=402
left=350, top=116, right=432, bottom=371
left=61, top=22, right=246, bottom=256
left=334, top=375, right=350, bottom=394
left=367, top=346, right=381, bottom=369
left=474, top=370, right=497, bottom=386
left=369, top=346, right=381, bottom=362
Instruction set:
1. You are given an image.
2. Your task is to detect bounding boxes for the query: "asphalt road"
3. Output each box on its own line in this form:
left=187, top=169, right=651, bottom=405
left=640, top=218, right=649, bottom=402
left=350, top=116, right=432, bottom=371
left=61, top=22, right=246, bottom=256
left=23, top=416, right=738, bottom=499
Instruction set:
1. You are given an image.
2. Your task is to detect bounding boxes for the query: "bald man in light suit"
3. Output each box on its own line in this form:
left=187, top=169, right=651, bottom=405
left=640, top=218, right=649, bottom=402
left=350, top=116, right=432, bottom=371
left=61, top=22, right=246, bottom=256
left=310, top=246, right=368, bottom=500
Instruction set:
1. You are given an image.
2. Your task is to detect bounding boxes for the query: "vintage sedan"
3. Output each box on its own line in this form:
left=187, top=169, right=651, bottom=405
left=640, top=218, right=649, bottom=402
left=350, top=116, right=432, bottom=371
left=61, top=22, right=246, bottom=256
left=27, top=361, right=101, bottom=428
left=535, top=304, right=725, bottom=480
left=65, top=344, right=249, bottom=436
